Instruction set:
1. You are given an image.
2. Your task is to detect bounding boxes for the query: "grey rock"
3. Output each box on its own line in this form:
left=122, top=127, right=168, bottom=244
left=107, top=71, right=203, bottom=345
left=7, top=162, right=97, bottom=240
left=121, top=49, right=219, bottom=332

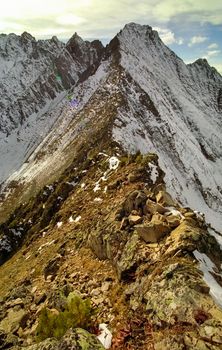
left=59, top=328, right=105, bottom=350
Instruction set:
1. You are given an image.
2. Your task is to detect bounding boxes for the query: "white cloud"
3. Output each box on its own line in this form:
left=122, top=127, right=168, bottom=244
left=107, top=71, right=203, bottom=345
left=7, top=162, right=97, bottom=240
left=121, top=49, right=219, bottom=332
left=0, top=0, right=221, bottom=40
left=154, top=27, right=183, bottom=45
left=206, top=49, right=221, bottom=57
left=208, top=43, right=219, bottom=49
left=56, top=14, right=84, bottom=26
left=188, top=35, right=208, bottom=47
left=154, top=0, right=222, bottom=25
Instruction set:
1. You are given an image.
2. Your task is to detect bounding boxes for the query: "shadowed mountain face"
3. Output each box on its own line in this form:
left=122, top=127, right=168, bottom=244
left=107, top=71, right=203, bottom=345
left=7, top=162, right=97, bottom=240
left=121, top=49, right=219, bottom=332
left=0, top=23, right=222, bottom=230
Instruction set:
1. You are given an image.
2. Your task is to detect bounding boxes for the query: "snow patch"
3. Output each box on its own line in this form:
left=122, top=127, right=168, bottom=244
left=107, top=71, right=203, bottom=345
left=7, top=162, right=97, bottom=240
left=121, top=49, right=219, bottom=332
left=148, top=163, right=158, bottom=184
left=74, top=215, right=81, bottom=222
left=97, top=324, right=112, bottom=349
left=193, top=250, right=222, bottom=308
left=68, top=216, right=74, bottom=223
left=93, top=183, right=101, bottom=192
left=108, top=156, right=120, bottom=170
left=94, top=197, right=103, bottom=202
left=165, top=207, right=184, bottom=219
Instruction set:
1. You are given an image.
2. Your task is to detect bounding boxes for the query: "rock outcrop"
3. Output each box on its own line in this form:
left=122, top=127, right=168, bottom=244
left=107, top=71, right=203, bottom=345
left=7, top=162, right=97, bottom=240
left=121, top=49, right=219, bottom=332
left=1, top=151, right=221, bottom=349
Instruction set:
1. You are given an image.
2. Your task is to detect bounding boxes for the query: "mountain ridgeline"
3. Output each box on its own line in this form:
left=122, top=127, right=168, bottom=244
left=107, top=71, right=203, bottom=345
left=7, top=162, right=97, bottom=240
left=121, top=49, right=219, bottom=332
left=0, top=23, right=222, bottom=230
left=0, top=23, right=222, bottom=350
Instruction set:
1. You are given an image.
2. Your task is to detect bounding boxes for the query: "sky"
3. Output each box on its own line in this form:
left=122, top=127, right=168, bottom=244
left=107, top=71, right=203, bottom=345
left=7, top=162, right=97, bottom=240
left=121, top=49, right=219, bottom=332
left=0, top=0, right=222, bottom=74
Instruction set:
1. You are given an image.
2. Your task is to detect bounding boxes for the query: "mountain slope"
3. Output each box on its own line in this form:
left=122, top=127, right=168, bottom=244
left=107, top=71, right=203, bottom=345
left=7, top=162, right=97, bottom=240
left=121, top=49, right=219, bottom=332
left=1, top=23, right=221, bottom=231
left=111, top=23, right=222, bottom=230
left=0, top=23, right=222, bottom=350
left=0, top=151, right=222, bottom=350
left=0, top=32, right=104, bottom=185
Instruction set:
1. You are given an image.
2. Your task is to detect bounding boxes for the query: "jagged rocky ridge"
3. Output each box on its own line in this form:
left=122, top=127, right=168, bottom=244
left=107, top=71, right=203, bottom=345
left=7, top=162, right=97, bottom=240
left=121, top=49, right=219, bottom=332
left=0, top=22, right=222, bottom=349
left=0, top=31, right=104, bottom=184
left=0, top=150, right=222, bottom=349
left=0, top=23, right=222, bottom=231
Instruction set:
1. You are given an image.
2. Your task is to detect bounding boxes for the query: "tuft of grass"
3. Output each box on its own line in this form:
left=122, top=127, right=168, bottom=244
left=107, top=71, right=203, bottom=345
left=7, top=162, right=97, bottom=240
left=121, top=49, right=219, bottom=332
left=36, top=292, right=93, bottom=341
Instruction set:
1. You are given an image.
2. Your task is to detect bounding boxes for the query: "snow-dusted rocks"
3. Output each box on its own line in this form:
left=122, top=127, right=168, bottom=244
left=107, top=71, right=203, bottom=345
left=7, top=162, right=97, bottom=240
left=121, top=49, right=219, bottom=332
left=0, top=32, right=104, bottom=184
left=111, top=23, right=222, bottom=230
left=1, top=23, right=222, bottom=233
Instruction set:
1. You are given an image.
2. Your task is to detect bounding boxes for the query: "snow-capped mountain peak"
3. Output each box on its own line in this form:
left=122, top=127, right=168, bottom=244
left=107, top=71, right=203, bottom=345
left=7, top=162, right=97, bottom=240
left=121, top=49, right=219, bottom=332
left=0, top=23, right=222, bottom=231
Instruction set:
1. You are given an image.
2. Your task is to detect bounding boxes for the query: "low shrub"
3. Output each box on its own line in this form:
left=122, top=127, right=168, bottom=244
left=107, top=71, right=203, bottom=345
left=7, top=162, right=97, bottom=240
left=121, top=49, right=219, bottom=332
left=36, top=293, right=93, bottom=341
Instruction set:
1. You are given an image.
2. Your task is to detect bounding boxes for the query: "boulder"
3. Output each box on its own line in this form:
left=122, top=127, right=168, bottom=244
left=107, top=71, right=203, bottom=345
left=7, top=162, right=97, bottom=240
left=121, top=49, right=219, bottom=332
left=123, top=190, right=140, bottom=214
left=166, top=215, right=181, bottom=228
left=127, top=168, right=145, bottom=183
left=151, top=213, right=166, bottom=223
left=128, top=215, right=143, bottom=226
left=120, top=217, right=129, bottom=230
left=135, top=221, right=170, bottom=243
left=88, top=230, right=107, bottom=260
left=146, top=199, right=167, bottom=215
left=156, top=191, right=175, bottom=207
left=134, top=192, right=147, bottom=210
left=59, top=328, right=106, bottom=349
left=117, top=233, right=140, bottom=280
left=163, top=222, right=203, bottom=257
left=6, top=298, right=24, bottom=308
left=0, top=308, right=29, bottom=334
left=43, top=255, right=62, bottom=281
left=199, top=319, right=222, bottom=344
left=184, top=211, right=196, bottom=218
left=123, top=190, right=147, bottom=215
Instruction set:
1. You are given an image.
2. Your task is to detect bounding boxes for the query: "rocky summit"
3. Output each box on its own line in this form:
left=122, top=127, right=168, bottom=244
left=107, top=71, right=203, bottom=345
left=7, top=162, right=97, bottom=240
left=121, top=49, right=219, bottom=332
left=0, top=23, right=222, bottom=350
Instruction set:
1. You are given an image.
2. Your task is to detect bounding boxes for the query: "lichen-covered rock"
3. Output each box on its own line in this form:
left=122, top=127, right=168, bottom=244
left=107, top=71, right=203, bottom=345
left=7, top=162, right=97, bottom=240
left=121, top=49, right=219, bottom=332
left=142, top=262, right=222, bottom=326
left=0, top=329, right=20, bottom=349
left=154, top=334, right=186, bottom=350
left=198, top=319, right=222, bottom=344
left=163, top=222, right=203, bottom=257
left=116, top=232, right=140, bottom=280
left=87, top=230, right=107, bottom=260
left=19, top=328, right=104, bottom=350
left=59, top=328, right=105, bottom=350
left=23, top=338, right=58, bottom=350
left=17, top=329, right=106, bottom=350
left=0, top=308, right=29, bottom=333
